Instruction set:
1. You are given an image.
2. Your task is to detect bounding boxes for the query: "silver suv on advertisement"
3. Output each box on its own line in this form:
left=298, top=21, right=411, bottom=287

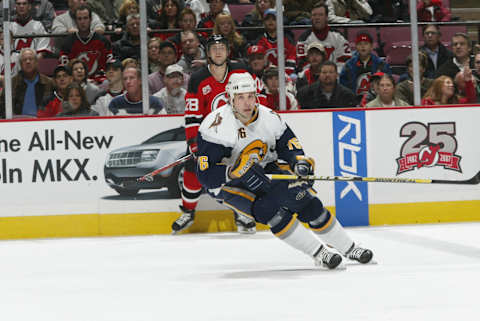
left=104, top=126, right=187, bottom=197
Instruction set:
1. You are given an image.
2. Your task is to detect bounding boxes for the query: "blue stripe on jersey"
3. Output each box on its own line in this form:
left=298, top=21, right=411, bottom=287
left=332, top=111, right=369, bottom=227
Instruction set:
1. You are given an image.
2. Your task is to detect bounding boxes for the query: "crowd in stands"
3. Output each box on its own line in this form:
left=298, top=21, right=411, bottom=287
left=0, top=0, right=479, bottom=119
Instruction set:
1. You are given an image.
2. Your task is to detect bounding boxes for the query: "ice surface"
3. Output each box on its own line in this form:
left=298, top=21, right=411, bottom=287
left=0, top=223, right=479, bottom=321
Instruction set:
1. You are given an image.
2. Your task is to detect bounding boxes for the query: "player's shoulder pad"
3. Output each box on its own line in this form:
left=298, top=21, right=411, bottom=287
left=187, top=65, right=210, bottom=93
left=257, top=104, right=287, bottom=136
left=199, top=105, right=238, bottom=147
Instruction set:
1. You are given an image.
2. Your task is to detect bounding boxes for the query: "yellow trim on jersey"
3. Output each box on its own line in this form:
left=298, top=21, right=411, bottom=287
left=309, top=211, right=334, bottom=232
left=244, top=106, right=259, bottom=126
left=222, top=186, right=255, bottom=202
left=274, top=216, right=297, bottom=237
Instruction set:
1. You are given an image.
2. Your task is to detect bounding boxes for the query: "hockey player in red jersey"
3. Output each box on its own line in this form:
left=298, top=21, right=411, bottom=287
left=172, top=34, right=257, bottom=234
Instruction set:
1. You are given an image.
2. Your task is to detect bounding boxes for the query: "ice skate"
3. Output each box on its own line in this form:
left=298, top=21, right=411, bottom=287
left=314, top=245, right=343, bottom=269
left=234, top=212, right=256, bottom=234
left=171, top=206, right=195, bottom=234
left=345, top=244, right=373, bottom=264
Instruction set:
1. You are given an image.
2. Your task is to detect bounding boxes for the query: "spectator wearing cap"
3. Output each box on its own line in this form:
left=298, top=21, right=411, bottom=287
left=296, top=42, right=327, bottom=91
left=395, top=53, right=433, bottom=105
left=366, top=73, right=409, bottom=107
left=246, top=44, right=268, bottom=78
left=298, top=60, right=356, bottom=109
left=327, top=0, right=372, bottom=24
left=91, top=60, right=125, bottom=116
left=258, top=67, right=298, bottom=111
left=109, top=66, right=165, bottom=115
left=255, top=9, right=297, bottom=76
left=241, top=0, right=275, bottom=44
left=38, top=64, right=73, bottom=117
left=177, top=30, right=207, bottom=75
left=340, top=30, right=391, bottom=103
left=246, top=44, right=296, bottom=95
left=0, top=48, right=55, bottom=118
left=149, top=40, right=188, bottom=94
left=359, top=71, right=382, bottom=107
left=154, top=64, right=187, bottom=114
left=113, top=13, right=141, bottom=62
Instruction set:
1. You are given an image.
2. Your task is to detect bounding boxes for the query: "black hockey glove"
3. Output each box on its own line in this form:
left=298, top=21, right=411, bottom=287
left=293, top=156, right=315, bottom=186
left=239, top=163, right=271, bottom=194
left=230, top=152, right=271, bottom=194
left=293, top=156, right=315, bottom=176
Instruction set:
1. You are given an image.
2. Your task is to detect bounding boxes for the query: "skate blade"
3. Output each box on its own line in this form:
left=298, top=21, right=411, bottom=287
left=345, top=259, right=378, bottom=266
left=171, top=221, right=195, bottom=235
left=236, top=227, right=257, bottom=235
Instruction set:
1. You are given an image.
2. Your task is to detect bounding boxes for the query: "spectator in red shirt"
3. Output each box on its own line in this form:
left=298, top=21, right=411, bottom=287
left=422, top=72, right=476, bottom=106
left=38, top=65, right=73, bottom=117
left=259, top=67, right=298, bottom=111
left=417, top=0, right=451, bottom=22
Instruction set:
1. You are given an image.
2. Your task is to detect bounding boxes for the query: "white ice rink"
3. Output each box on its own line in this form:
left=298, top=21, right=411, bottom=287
left=1, top=222, right=479, bottom=321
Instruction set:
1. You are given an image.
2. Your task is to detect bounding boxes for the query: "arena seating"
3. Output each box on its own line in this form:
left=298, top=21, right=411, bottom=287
left=228, top=4, right=254, bottom=25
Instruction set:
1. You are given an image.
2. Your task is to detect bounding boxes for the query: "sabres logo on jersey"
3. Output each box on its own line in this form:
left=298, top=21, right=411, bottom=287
left=230, top=140, right=268, bottom=178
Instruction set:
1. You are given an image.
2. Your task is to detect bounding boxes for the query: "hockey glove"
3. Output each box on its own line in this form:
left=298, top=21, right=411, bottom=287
left=294, top=155, right=315, bottom=176
left=239, top=163, right=271, bottom=194
left=230, top=153, right=270, bottom=194
left=294, top=156, right=315, bottom=187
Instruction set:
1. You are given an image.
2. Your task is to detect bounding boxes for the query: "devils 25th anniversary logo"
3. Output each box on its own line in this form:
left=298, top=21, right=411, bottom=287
left=396, top=121, right=462, bottom=174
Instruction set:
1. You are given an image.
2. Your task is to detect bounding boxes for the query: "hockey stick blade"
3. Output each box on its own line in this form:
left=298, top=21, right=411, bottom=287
left=137, top=154, right=193, bottom=182
left=267, top=170, right=480, bottom=185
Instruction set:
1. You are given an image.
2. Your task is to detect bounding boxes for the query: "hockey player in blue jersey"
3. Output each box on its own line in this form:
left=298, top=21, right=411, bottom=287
left=195, top=72, right=373, bottom=269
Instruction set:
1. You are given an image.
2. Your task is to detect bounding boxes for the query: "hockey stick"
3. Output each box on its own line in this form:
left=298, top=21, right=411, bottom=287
left=266, top=170, right=480, bottom=185
left=137, top=154, right=193, bottom=182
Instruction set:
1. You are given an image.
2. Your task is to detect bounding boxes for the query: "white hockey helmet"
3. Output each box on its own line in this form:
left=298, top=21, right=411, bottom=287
left=225, top=72, right=257, bottom=104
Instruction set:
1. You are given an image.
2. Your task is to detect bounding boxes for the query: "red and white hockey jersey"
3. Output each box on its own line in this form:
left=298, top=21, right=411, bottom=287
left=59, top=32, right=113, bottom=77
left=296, top=27, right=351, bottom=72
left=184, top=61, right=250, bottom=143
left=256, top=33, right=297, bottom=75
left=0, top=50, right=20, bottom=78
left=11, top=18, right=51, bottom=54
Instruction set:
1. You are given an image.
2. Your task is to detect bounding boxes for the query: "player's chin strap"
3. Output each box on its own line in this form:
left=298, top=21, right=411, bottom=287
left=232, top=103, right=259, bottom=124
left=207, top=56, right=228, bottom=67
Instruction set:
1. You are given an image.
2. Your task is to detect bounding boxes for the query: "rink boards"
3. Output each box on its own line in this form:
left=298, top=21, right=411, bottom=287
left=1, top=105, right=480, bottom=239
